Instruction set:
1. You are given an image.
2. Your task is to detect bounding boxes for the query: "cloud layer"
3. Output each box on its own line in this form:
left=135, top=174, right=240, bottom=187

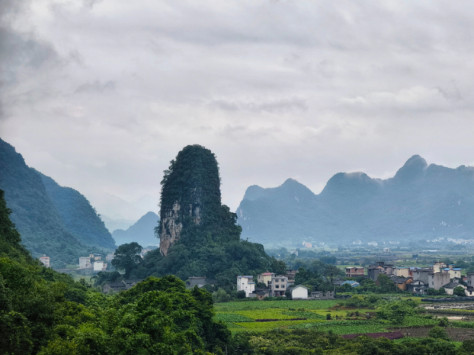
left=2, top=0, right=474, bottom=223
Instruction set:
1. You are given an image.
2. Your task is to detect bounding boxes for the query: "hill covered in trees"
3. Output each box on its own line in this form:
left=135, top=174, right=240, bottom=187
left=125, top=145, right=281, bottom=286
left=0, top=138, right=115, bottom=267
left=237, top=155, right=474, bottom=247
left=0, top=189, right=230, bottom=354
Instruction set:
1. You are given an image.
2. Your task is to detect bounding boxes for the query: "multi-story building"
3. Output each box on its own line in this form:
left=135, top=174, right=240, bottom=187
left=237, top=276, right=255, bottom=297
left=428, top=271, right=450, bottom=290
left=368, top=262, right=394, bottom=281
left=345, top=266, right=365, bottom=278
left=270, top=275, right=288, bottom=297
left=393, top=267, right=411, bottom=278
left=257, top=272, right=275, bottom=287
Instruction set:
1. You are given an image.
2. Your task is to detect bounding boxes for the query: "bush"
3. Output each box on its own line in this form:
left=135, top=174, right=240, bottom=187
left=429, top=326, right=449, bottom=341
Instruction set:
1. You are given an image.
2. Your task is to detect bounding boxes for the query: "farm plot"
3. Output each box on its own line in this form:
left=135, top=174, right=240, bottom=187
left=215, top=299, right=384, bottom=334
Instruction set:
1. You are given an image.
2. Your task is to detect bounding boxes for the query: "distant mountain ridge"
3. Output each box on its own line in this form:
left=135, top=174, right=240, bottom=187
left=237, top=155, right=474, bottom=246
left=112, top=211, right=159, bottom=247
left=0, top=138, right=115, bottom=266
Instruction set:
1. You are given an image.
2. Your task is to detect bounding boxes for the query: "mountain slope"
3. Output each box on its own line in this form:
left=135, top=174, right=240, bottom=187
left=112, top=211, right=159, bottom=247
left=0, top=138, right=113, bottom=266
left=237, top=155, right=474, bottom=246
left=39, top=172, right=116, bottom=250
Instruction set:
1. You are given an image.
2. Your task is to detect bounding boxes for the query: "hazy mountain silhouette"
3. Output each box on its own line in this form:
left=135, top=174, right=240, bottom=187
left=237, top=156, right=474, bottom=246
left=112, top=211, right=159, bottom=247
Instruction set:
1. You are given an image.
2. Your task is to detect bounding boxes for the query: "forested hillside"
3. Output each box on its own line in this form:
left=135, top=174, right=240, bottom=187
left=0, top=139, right=114, bottom=266
left=0, top=189, right=230, bottom=354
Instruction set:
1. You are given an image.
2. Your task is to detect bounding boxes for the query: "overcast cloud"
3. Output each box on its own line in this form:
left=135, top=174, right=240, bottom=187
left=2, top=0, right=474, bottom=227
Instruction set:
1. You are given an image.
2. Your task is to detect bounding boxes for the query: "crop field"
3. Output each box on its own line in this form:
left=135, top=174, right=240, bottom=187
left=214, top=298, right=474, bottom=336
left=215, top=299, right=391, bottom=334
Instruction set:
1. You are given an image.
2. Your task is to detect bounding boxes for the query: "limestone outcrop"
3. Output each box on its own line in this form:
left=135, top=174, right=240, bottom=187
left=158, top=145, right=220, bottom=256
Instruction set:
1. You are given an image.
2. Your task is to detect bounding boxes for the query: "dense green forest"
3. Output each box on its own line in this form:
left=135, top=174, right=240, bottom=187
left=0, top=189, right=230, bottom=354
left=0, top=138, right=114, bottom=267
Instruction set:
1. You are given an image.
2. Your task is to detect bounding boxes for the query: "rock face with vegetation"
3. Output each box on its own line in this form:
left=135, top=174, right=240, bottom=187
left=159, top=145, right=221, bottom=255
left=125, top=145, right=278, bottom=287
left=237, top=155, right=474, bottom=246
left=0, top=138, right=114, bottom=267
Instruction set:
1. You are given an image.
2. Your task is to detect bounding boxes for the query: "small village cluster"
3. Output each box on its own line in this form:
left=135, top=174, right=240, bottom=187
left=346, top=261, right=474, bottom=296
left=77, top=253, right=114, bottom=271
left=236, top=271, right=334, bottom=300
left=233, top=261, right=474, bottom=300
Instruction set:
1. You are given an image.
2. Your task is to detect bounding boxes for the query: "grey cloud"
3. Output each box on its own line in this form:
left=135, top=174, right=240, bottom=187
left=209, top=97, right=307, bottom=113
left=75, top=80, right=116, bottom=94
left=3, top=1, right=474, bottom=217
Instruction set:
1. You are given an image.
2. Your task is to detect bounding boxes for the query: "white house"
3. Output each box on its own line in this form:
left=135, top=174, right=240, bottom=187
left=79, top=257, right=92, bottom=269
left=93, top=261, right=107, bottom=272
left=39, top=255, right=50, bottom=268
left=291, top=285, right=308, bottom=299
left=237, top=276, right=255, bottom=297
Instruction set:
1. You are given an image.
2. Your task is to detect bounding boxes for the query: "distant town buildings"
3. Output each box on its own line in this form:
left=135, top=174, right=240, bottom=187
left=39, top=255, right=50, bottom=268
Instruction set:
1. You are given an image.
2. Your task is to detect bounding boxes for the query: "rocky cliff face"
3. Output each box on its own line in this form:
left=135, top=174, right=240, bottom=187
left=160, top=202, right=184, bottom=256
left=158, top=145, right=220, bottom=256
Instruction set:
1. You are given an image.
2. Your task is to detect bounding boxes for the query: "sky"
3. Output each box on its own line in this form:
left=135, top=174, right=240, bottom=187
left=2, top=0, right=474, bottom=229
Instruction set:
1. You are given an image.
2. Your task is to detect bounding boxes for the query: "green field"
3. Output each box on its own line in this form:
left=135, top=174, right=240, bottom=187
left=214, top=299, right=393, bottom=334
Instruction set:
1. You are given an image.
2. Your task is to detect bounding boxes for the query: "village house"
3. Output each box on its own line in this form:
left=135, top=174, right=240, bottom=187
left=341, top=280, right=360, bottom=288
left=407, top=280, right=428, bottom=294
left=412, top=268, right=432, bottom=285
left=286, top=270, right=297, bottom=286
left=444, top=267, right=462, bottom=279
left=393, top=267, right=411, bottom=278
left=237, top=275, right=255, bottom=297
left=185, top=276, right=209, bottom=289
left=433, top=261, right=447, bottom=273
left=345, top=266, right=365, bottom=278
left=390, top=276, right=412, bottom=291
left=428, top=271, right=450, bottom=290
left=93, top=261, right=107, bottom=272
left=39, top=255, right=50, bottom=268
left=102, top=280, right=138, bottom=294
left=442, top=280, right=463, bottom=295
left=252, top=289, right=270, bottom=300
left=467, top=272, right=474, bottom=287
left=291, top=285, right=308, bottom=299
left=257, top=272, right=275, bottom=287
left=270, top=275, right=288, bottom=297
left=79, top=256, right=92, bottom=269
left=368, top=262, right=394, bottom=281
